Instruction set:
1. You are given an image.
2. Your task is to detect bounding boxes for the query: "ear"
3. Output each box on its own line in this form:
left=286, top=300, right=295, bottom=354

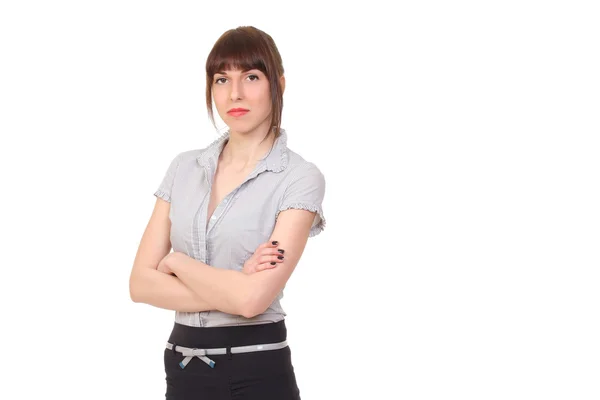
left=279, top=75, right=286, bottom=95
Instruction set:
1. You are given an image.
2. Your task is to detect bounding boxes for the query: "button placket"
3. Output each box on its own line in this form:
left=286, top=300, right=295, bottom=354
left=206, top=191, right=234, bottom=236
left=205, top=162, right=266, bottom=237
left=196, top=165, right=214, bottom=327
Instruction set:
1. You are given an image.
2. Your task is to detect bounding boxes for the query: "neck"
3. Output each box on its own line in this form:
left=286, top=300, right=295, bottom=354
left=221, top=122, right=275, bottom=169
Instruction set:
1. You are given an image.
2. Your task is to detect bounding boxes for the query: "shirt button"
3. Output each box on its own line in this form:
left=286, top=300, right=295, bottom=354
left=211, top=215, right=217, bottom=220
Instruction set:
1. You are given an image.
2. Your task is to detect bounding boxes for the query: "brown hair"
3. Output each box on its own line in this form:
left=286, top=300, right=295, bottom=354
left=205, top=26, right=285, bottom=138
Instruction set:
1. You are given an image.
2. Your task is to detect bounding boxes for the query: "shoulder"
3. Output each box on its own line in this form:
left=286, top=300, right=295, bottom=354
left=283, top=148, right=325, bottom=184
left=276, top=148, right=327, bottom=236
left=169, top=144, right=213, bottom=167
left=175, top=133, right=230, bottom=165
left=174, top=148, right=203, bottom=163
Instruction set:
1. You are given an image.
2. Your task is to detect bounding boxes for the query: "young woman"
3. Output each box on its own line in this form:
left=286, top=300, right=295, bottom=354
left=129, top=26, right=326, bottom=399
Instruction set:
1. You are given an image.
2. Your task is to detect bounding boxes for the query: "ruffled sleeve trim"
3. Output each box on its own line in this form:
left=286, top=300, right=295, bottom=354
left=154, top=189, right=171, bottom=203
left=276, top=203, right=326, bottom=237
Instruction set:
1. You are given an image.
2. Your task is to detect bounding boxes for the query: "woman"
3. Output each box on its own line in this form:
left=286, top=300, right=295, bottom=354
left=129, top=26, right=326, bottom=399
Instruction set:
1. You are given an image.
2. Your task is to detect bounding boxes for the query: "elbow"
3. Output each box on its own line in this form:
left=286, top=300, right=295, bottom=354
left=129, top=271, right=144, bottom=303
left=238, top=275, right=271, bottom=318
left=129, top=281, right=140, bottom=303
left=129, top=285, right=141, bottom=303
left=239, top=294, right=268, bottom=319
left=240, top=304, right=261, bottom=319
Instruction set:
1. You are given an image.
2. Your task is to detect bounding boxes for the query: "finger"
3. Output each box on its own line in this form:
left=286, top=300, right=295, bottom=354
left=259, top=247, right=285, bottom=257
left=258, top=255, right=280, bottom=264
left=257, top=262, right=278, bottom=271
left=258, top=247, right=284, bottom=256
left=259, top=255, right=284, bottom=264
left=261, top=240, right=278, bottom=248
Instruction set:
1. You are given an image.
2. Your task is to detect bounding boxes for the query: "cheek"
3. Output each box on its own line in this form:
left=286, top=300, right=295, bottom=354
left=246, top=81, right=269, bottom=98
left=212, top=89, right=226, bottom=104
left=248, top=89, right=272, bottom=113
left=212, top=91, right=228, bottom=113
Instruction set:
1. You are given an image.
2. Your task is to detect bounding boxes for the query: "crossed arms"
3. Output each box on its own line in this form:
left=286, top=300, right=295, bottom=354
left=129, top=197, right=315, bottom=318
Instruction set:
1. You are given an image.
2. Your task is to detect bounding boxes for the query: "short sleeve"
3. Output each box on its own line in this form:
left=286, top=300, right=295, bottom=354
left=276, top=162, right=326, bottom=237
left=153, top=152, right=182, bottom=203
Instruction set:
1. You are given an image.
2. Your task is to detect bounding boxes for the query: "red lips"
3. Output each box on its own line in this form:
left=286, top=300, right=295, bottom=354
left=227, top=108, right=249, bottom=117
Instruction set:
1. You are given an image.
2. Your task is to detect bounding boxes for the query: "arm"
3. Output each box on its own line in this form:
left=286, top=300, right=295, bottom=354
left=128, top=197, right=217, bottom=312
left=166, top=161, right=326, bottom=317
left=130, top=268, right=216, bottom=313
left=242, top=162, right=326, bottom=316
left=244, top=208, right=315, bottom=317
left=168, top=208, right=315, bottom=318
left=167, top=254, right=252, bottom=317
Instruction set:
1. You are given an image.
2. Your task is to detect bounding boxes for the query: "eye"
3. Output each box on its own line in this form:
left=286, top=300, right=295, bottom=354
left=247, top=74, right=259, bottom=81
left=214, top=77, right=226, bottom=84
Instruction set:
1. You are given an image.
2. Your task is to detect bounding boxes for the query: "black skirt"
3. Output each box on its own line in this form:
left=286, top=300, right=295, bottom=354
left=164, top=319, right=301, bottom=399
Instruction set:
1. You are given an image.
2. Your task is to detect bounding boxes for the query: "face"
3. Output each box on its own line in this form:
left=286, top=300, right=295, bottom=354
left=212, top=68, right=273, bottom=136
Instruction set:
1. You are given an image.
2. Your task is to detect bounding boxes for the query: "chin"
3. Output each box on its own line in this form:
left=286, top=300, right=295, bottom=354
left=226, top=123, right=248, bottom=134
left=228, top=122, right=258, bottom=135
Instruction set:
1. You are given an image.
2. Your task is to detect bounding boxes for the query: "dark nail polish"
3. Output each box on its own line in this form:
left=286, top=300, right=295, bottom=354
left=272, top=241, right=278, bottom=245
left=270, top=262, right=276, bottom=265
left=277, top=249, right=285, bottom=254
left=278, top=255, right=284, bottom=260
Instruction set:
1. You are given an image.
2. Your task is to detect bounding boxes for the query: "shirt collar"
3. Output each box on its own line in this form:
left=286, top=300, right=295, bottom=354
left=196, top=128, right=289, bottom=173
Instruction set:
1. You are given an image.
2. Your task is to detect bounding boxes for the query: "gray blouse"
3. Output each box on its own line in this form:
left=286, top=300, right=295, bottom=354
left=154, top=129, right=326, bottom=327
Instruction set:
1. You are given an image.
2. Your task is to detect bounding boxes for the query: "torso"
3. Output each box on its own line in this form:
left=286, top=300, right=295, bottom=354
left=164, top=129, right=325, bottom=327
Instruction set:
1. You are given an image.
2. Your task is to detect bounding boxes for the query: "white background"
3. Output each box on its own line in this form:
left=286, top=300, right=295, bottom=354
left=1, top=1, right=598, bottom=399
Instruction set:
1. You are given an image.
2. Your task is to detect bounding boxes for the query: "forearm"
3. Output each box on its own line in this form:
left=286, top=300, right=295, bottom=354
left=168, top=253, right=253, bottom=317
left=130, top=268, right=216, bottom=312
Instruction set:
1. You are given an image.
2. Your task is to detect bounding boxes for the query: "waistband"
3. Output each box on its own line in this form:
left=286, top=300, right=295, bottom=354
left=167, top=319, right=287, bottom=349
left=166, top=339, right=289, bottom=369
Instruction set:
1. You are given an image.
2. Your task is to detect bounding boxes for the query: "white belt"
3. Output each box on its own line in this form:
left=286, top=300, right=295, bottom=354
left=166, top=339, right=288, bottom=369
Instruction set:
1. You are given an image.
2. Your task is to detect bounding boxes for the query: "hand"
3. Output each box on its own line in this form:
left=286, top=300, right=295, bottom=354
left=157, top=252, right=180, bottom=276
left=242, top=241, right=285, bottom=275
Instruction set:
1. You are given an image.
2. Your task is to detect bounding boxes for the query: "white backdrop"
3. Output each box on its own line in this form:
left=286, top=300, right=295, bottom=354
left=1, top=1, right=598, bottom=399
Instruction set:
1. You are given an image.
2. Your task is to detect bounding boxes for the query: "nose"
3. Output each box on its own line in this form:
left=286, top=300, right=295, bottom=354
left=229, top=78, right=243, bottom=101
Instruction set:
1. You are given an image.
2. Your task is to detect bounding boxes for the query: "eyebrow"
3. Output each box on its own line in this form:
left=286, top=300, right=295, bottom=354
left=215, top=69, right=256, bottom=75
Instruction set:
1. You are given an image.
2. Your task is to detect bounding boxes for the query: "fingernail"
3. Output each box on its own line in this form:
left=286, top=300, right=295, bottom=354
left=277, top=249, right=285, bottom=254
left=278, top=256, right=284, bottom=260
left=270, top=262, right=276, bottom=265
left=272, top=241, right=278, bottom=245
